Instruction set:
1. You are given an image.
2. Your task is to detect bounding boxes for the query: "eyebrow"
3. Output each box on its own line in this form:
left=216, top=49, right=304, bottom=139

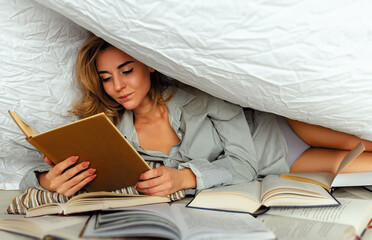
left=97, top=61, right=135, bottom=74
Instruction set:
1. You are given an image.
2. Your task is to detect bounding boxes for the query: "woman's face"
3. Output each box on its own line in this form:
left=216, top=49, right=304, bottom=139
left=95, top=46, right=154, bottom=111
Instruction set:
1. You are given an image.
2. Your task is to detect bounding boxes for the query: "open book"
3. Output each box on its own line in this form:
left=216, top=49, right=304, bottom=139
left=8, top=110, right=150, bottom=192
left=0, top=214, right=89, bottom=240
left=257, top=197, right=372, bottom=240
left=25, top=191, right=170, bottom=217
left=186, top=175, right=339, bottom=215
left=281, top=142, right=365, bottom=191
left=81, top=203, right=276, bottom=240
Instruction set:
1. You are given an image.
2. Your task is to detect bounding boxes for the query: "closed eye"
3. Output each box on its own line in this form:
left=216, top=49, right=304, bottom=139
left=101, top=76, right=111, bottom=82
left=121, top=68, right=133, bottom=74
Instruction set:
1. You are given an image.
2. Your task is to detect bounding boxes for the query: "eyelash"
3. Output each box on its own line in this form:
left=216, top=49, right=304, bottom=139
left=100, top=68, right=133, bottom=82
left=122, top=68, right=133, bottom=75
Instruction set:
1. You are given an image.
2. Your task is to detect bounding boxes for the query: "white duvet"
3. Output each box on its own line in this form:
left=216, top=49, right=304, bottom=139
left=1, top=0, right=372, bottom=189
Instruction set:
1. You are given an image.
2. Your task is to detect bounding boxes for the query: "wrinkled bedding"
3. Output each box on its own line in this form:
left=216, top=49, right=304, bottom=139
left=1, top=0, right=372, bottom=189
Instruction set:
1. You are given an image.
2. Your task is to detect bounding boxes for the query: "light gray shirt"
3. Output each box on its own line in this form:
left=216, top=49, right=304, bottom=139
left=19, top=86, right=289, bottom=193
left=118, top=87, right=259, bottom=192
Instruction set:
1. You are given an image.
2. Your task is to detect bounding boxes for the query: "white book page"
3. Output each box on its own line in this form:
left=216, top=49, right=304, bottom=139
left=332, top=172, right=372, bottom=187
left=188, top=181, right=262, bottom=213
left=335, top=142, right=365, bottom=175
left=26, top=202, right=64, bottom=217
left=198, top=181, right=262, bottom=203
left=260, top=175, right=334, bottom=205
left=257, top=214, right=355, bottom=240
left=266, top=198, right=372, bottom=235
left=363, top=228, right=372, bottom=240
left=0, top=215, right=88, bottom=239
left=83, top=203, right=180, bottom=239
left=171, top=203, right=275, bottom=240
left=282, top=172, right=335, bottom=189
left=82, top=203, right=275, bottom=240
left=332, top=187, right=372, bottom=200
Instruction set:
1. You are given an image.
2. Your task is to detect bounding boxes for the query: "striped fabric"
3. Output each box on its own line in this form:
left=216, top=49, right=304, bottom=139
left=7, top=161, right=185, bottom=215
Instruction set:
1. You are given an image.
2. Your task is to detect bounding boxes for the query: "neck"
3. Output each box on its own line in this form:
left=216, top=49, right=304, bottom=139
left=133, top=98, right=165, bottom=122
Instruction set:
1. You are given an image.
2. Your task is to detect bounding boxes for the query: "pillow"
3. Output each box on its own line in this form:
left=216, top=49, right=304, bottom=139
left=0, top=0, right=87, bottom=189
left=35, top=0, right=372, bottom=141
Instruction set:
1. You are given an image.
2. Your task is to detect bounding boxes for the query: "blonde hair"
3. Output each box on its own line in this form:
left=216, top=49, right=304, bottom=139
left=70, top=33, right=173, bottom=125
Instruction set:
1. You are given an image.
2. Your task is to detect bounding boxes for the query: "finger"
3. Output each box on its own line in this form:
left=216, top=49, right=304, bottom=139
left=59, top=161, right=90, bottom=183
left=136, top=175, right=163, bottom=190
left=139, top=168, right=162, bottom=181
left=42, top=155, right=55, bottom=168
left=48, top=156, right=79, bottom=177
left=57, top=168, right=96, bottom=196
left=136, top=183, right=171, bottom=196
left=63, top=174, right=96, bottom=197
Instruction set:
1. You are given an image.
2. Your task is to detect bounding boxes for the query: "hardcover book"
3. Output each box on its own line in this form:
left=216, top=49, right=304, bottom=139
left=9, top=111, right=150, bottom=192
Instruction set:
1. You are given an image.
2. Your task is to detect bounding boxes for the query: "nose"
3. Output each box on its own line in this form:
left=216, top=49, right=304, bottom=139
left=113, top=74, right=126, bottom=91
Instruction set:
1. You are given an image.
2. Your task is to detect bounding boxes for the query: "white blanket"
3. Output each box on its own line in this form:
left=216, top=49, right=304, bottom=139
left=1, top=0, right=372, bottom=189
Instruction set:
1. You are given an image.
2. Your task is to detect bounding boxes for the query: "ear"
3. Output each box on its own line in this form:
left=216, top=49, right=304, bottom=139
left=149, top=67, right=155, bottom=73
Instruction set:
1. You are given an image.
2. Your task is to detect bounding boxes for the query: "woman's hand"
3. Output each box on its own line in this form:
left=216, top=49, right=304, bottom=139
left=38, top=155, right=96, bottom=197
left=135, top=166, right=196, bottom=196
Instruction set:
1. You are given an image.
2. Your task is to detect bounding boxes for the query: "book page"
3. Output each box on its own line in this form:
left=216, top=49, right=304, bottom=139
left=335, top=142, right=365, bottom=174
left=64, top=192, right=169, bottom=215
left=266, top=198, right=372, bottom=235
left=333, top=187, right=372, bottom=200
left=280, top=172, right=335, bottom=191
left=260, top=175, right=336, bottom=206
left=332, top=172, right=372, bottom=187
left=0, top=214, right=88, bottom=239
left=363, top=228, right=372, bottom=240
left=187, top=181, right=262, bottom=213
left=171, top=203, right=275, bottom=240
left=197, top=181, right=262, bottom=203
left=83, top=203, right=180, bottom=239
left=82, top=203, right=276, bottom=240
left=257, top=214, right=355, bottom=240
left=26, top=203, right=64, bottom=217
left=8, top=111, right=35, bottom=138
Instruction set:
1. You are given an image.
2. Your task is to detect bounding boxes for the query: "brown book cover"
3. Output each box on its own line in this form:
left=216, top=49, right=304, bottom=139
left=8, top=110, right=150, bottom=192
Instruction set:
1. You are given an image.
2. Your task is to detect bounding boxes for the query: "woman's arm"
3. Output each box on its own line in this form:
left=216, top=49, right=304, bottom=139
left=179, top=96, right=259, bottom=190
left=19, top=159, right=51, bottom=193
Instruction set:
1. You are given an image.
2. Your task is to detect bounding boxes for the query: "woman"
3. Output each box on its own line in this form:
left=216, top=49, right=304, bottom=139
left=20, top=33, right=372, bottom=197
left=19, top=33, right=265, bottom=197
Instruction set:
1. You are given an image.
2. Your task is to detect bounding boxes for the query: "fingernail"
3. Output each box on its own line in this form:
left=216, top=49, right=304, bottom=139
left=71, top=156, right=78, bottom=162
left=89, top=175, right=96, bottom=180
left=82, top=162, right=90, bottom=168
left=88, top=169, right=96, bottom=174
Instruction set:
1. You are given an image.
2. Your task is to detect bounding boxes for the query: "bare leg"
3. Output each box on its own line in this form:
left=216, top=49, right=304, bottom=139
left=287, top=119, right=372, bottom=173
left=286, top=119, right=372, bottom=151
left=290, top=148, right=372, bottom=173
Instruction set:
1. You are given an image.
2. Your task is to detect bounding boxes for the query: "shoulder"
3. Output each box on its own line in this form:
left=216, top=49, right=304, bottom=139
left=174, top=85, right=243, bottom=119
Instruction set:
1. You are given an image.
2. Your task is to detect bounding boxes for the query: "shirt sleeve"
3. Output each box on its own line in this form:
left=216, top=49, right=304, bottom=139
left=179, top=97, right=258, bottom=190
left=19, top=162, right=50, bottom=193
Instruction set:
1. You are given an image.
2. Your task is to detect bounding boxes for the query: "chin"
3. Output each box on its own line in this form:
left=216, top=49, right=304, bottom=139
left=121, top=102, right=138, bottom=110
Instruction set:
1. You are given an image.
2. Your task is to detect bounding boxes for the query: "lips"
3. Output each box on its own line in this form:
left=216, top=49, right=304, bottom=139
left=119, top=92, right=133, bottom=101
